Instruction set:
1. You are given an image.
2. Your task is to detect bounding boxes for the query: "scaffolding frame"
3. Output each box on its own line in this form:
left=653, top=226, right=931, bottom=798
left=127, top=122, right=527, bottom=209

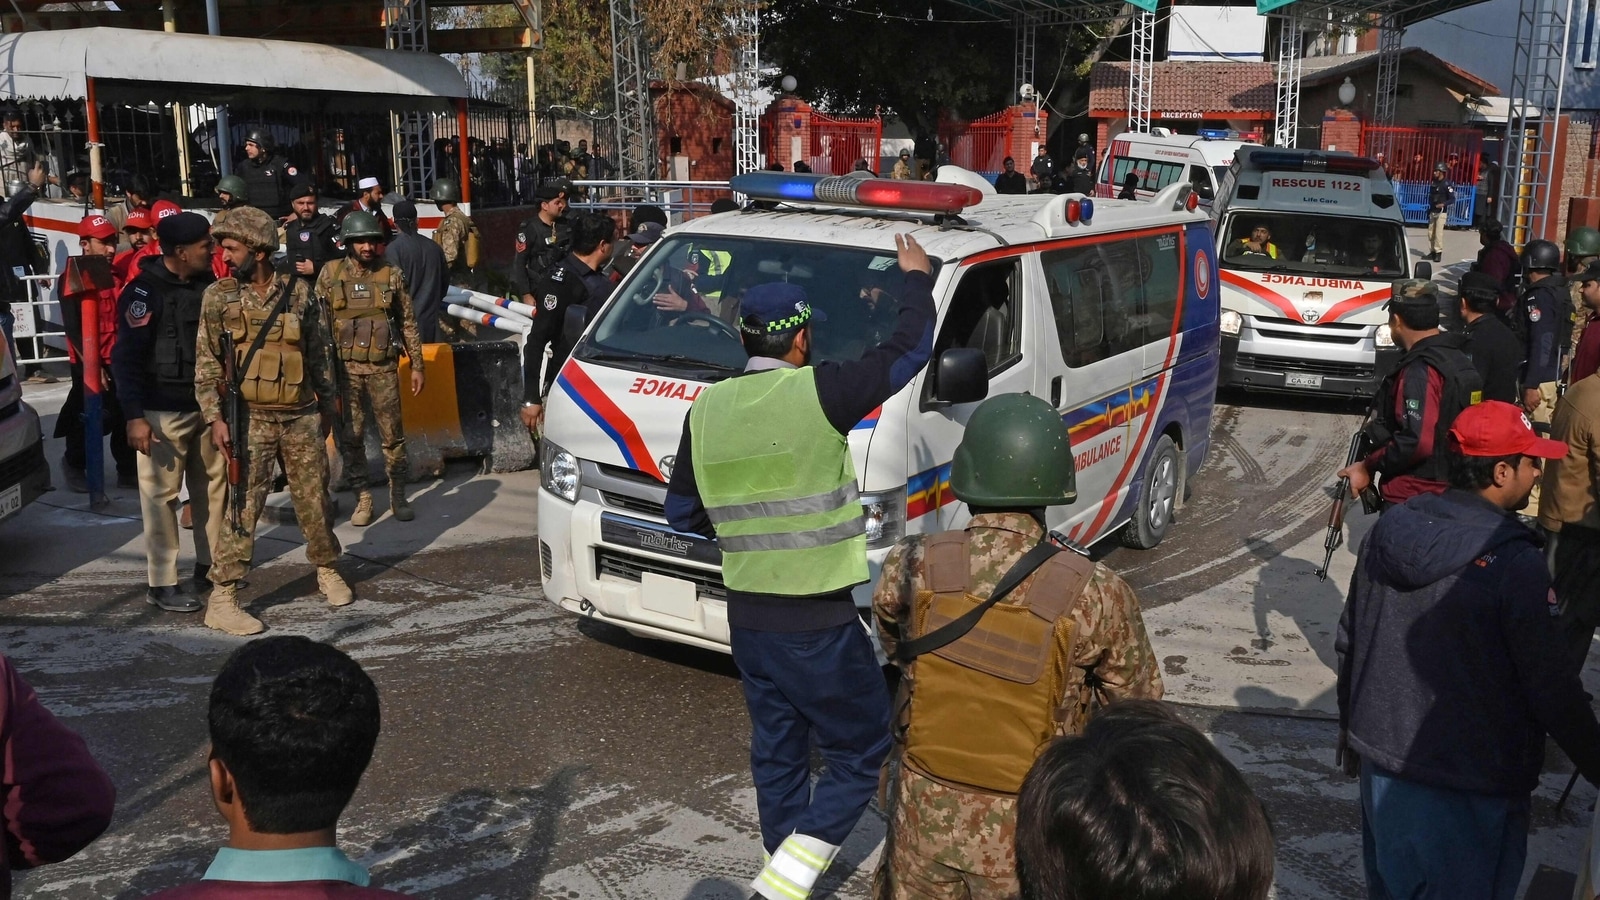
left=1499, top=0, right=1574, bottom=246
left=384, top=0, right=436, bottom=196
left=730, top=1, right=761, bottom=178
left=610, top=0, right=655, bottom=181
left=1273, top=13, right=1303, bottom=148
left=1127, top=8, right=1156, bottom=134
left=1014, top=13, right=1037, bottom=103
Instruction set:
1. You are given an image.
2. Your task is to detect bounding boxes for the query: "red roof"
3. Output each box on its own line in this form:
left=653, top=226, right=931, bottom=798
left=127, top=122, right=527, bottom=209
left=1089, top=61, right=1276, bottom=117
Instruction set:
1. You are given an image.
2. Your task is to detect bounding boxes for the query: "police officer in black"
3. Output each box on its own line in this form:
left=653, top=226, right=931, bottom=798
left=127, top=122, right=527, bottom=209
left=1519, top=239, right=1569, bottom=420
left=518, top=213, right=616, bottom=433
left=510, top=181, right=571, bottom=307
left=283, top=183, right=339, bottom=289
left=1063, top=148, right=1096, bottom=195
left=236, top=128, right=297, bottom=220
left=1458, top=270, right=1524, bottom=404
left=1337, top=279, right=1483, bottom=508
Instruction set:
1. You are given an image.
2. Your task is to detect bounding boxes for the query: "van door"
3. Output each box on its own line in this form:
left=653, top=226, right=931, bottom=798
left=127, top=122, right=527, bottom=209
left=906, top=256, right=1044, bottom=532
left=1037, top=240, right=1145, bottom=543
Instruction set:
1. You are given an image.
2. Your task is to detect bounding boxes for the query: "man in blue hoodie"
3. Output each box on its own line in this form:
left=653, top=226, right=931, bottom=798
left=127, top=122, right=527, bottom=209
left=1337, top=399, right=1600, bottom=899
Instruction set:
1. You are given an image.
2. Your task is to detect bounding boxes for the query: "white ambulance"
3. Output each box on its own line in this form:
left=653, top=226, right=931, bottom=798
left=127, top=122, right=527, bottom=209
left=1097, top=128, right=1261, bottom=205
left=535, top=169, right=1224, bottom=653
left=1213, top=147, right=1426, bottom=396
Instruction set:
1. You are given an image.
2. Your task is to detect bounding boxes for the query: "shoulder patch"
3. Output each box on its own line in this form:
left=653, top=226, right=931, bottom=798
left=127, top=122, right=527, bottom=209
left=515, top=232, right=526, bottom=253
left=286, top=166, right=298, bottom=176
left=125, top=298, right=151, bottom=327
left=1529, top=307, right=1542, bottom=323
left=543, top=293, right=559, bottom=311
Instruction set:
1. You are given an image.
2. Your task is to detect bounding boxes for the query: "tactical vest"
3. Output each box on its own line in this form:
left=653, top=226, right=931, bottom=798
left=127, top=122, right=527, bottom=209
left=220, top=277, right=309, bottom=408
left=902, top=531, right=1096, bottom=796
left=153, top=285, right=201, bottom=392
left=1367, top=336, right=1484, bottom=484
left=326, top=259, right=396, bottom=365
left=688, top=367, right=866, bottom=595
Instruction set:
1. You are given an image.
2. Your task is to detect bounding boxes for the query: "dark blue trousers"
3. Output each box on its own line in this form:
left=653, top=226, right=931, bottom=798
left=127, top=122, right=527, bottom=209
left=1361, top=761, right=1529, bottom=900
left=730, top=620, right=892, bottom=855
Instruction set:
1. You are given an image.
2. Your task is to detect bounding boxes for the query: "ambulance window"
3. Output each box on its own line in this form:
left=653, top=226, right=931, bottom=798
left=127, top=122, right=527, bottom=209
left=1098, top=241, right=1146, bottom=354
left=1042, top=245, right=1110, bottom=367
left=933, top=260, right=1023, bottom=375
left=1139, top=233, right=1182, bottom=342
left=1188, top=165, right=1214, bottom=199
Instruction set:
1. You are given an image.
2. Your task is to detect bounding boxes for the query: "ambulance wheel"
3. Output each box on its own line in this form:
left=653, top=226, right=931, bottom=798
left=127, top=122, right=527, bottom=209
left=1120, top=436, right=1179, bottom=550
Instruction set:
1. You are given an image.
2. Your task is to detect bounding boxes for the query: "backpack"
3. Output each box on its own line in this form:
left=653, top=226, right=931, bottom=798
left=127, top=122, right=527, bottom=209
left=899, top=531, right=1096, bottom=795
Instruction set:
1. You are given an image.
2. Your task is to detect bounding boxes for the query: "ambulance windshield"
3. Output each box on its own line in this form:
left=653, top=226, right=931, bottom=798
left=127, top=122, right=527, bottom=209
left=575, top=235, right=936, bottom=380
left=1220, top=212, right=1407, bottom=279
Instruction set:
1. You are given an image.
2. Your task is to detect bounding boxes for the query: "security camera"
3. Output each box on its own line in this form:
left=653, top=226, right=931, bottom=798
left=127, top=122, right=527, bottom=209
left=1020, top=83, right=1035, bottom=100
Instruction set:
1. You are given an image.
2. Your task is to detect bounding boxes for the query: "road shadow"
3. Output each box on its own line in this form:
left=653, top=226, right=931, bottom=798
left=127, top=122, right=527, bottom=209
left=1216, top=386, right=1368, bottom=417
left=575, top=617, right=742, bottom=681
left=341, top=463, right=501, bottom=588
left=360, top=767, right=581, bottom=897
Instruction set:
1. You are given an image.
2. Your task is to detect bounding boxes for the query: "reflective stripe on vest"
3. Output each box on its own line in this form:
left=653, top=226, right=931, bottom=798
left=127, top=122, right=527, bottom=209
left=689, top=366, right=867, bottom=595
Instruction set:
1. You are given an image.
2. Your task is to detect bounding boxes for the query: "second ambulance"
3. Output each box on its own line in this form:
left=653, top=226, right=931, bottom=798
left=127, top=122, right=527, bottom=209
left=1214, top=147, right=1427, bottom=396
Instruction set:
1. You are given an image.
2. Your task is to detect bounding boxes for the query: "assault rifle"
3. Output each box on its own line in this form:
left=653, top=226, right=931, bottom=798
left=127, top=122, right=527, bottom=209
left=218, top=347, right=248, bottom=537
left=1316, top=429, right=1383, bottom=582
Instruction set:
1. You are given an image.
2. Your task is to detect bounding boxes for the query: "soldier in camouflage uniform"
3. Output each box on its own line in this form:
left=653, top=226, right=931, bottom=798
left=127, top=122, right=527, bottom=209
left=873, top=394, right=1162, bottom=900
left=430, top=178, right=477, bottom=287
left=317, top=210, right=426, bottom=526
left=196, top=206, right=351, bottom=636
left=1567, top=227, right=1600, bottom=360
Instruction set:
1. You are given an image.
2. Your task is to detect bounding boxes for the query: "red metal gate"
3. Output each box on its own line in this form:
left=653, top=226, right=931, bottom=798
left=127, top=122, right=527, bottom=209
left=1361, top=125, right=1482, bottom=186
left=939, top=110, right=1010, bottom=175
left=808, top=112, right=882, bottom=175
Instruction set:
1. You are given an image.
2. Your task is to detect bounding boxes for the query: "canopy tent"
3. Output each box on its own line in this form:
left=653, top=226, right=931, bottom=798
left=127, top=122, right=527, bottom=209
left=0, top=27, right=469, bottom=113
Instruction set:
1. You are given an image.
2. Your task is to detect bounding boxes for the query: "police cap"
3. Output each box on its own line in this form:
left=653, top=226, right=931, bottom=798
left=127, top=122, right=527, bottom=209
left=156, top=211, right=211, bottom=248
left=738, top=283, right=825, bottom=335
left=289, top=182, right=317, bottom=202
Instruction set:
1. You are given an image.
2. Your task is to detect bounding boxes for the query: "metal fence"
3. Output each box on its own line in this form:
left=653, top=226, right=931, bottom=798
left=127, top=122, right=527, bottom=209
left=1363, top=126, right=1484, bottom=227
left=567, top=179, right=731, bottom=224
left=807, top=113, right=882, bottom=176
left=6, top=274, right=63, bottom=367
left=939, top=110, right=1010, bottom=176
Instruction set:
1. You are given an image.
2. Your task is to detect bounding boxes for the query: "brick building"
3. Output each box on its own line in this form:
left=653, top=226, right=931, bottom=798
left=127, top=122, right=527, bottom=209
left=1088, top=61, right=1275, bottom=152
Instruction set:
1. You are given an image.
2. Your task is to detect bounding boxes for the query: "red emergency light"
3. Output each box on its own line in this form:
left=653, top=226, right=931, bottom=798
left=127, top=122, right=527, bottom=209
left=730, top=172, right=984, bottom=215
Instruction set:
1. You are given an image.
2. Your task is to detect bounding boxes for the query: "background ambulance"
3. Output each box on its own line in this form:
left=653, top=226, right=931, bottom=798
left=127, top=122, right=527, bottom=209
left=536, top=170, right=1221, bottom=653
left=1213, top=147, right=1428, bottom=396
left=1097, top=128, right=1261, bottom=205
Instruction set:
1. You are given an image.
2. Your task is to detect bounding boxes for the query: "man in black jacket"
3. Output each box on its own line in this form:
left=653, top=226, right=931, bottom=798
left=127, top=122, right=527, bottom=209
left=283, top=183, right=339, bottom=290
left=1426, top=164, right=1453, bottom=263
left=110, top=212, right=222, bottom=613
left=1336, top=399, right=1600, bottom=900
left=1458, top=270, right=1524, bottom=404
left=236, top=128, right=297, bottom=220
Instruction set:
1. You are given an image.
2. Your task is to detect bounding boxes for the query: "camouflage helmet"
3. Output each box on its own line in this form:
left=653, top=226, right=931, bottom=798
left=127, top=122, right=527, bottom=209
left=950, top=393, right=1077, bottom=508
left=211, top=205, right=278, bottom=252
left=338, top=209, right=385, bottom=242
left=1522, top=238, right=1563, bottom=272
left=215, top=174, right=249, bottom=203
left=1386, top=279, right=1439, bottom=307
left=429, top=178, right=461, bottom=204
left=1566, top=226, right=1600, bottom=259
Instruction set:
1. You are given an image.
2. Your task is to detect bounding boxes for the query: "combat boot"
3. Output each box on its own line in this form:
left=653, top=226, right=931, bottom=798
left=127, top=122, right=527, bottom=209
left=351, top=490, right=374, bottom=526
left=390, top=484, right=414, bottom=522
left=318, top=566, right=354, bottom=607
left=205, top=583, right=264, bottom=636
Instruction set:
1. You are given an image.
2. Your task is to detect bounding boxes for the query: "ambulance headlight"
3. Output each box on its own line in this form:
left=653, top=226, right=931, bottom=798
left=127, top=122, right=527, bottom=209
left=1375, top=324, right=1395, bottom=349
left=861, top=487, right=906, bottom=549
left=541, top=440, right=581, bottom=502
left=1220, top=310, right=1242, bottom=336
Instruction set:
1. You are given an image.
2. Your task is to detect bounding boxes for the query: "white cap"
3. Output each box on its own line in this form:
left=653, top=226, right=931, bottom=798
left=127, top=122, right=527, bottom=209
left=358, top=176, right=380, bottom=191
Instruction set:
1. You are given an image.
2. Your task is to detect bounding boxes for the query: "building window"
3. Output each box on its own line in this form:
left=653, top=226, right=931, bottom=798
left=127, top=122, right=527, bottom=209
left=1579, top=0, right=1600, bottom=70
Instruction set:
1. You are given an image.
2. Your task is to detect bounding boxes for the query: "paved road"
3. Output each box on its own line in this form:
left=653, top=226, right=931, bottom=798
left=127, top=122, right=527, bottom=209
left=4, top=227, right=1594, bottom=899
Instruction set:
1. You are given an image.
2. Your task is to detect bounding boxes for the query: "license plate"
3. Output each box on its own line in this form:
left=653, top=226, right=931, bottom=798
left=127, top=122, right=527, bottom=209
left=599, top=513, right=720, bottom=566
left=641, top=572, right=699, bottom=620
left=1285, top=373, right=1324, bottom=389
left=0, top=483, right=20, bottom=522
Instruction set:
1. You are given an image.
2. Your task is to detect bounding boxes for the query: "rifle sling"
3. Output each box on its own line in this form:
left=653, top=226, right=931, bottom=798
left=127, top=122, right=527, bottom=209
left=894, top=541, right=1060, bottom=664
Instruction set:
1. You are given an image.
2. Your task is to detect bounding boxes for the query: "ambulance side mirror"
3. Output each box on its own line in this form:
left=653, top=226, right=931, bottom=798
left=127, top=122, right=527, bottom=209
left=1414, top=260, right=1433, bottom=280
left=931, top=348, right=989, bottom=407
left=562, top=305, right=589, bottom=347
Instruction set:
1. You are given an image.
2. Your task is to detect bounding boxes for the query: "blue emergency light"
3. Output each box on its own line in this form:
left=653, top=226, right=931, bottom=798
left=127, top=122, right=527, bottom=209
left=730, top=172, right=984, bottom=215
left=1199, top=128, right=1263, bottom=142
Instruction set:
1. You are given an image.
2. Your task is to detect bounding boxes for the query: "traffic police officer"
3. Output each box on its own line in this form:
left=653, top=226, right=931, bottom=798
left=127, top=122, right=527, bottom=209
left=111, top=212, right=223, bottom=613
left=872, top=393, right=1163, bottom=899
left=236, top=128, right=296, bottom=220
left=509, top=181, right=570, bottom=305
left=666, top=234, right=936, bottom=900
left=195, top=206, right=349, bottom=635
left=517, top=213, right=617, bottom=433
left=429, top=178, right=479, bottom=288
left=316, top=210, right=426, bottom=526
left=283, top=183, right=339, bottom=289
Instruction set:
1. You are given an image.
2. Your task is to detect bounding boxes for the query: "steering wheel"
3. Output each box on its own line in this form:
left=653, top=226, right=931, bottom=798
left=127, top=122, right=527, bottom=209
left=671, top=311, right=742, bottom=342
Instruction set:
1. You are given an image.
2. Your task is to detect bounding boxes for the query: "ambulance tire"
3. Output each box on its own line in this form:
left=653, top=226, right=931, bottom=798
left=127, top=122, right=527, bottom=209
left=1120, top=436, right=1179, bottom=550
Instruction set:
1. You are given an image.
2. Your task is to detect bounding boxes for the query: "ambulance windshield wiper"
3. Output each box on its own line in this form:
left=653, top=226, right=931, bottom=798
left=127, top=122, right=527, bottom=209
left=654, top=354, right=740, bottom=375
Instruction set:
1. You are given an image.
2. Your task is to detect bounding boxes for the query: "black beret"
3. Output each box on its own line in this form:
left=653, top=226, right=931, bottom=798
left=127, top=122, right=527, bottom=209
left=156, top=211, right=211, bottom=247
left=289, top=182, right=317, bottom=201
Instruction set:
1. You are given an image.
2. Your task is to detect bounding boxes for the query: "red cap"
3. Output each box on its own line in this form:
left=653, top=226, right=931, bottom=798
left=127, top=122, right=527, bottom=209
left=123, top=209, right=153, bottom=231
left=1448, top=400, right=1568, bottom=459
left=151, top=200, right=182, bottom=221
left=77, top=214, right=116, bottom=241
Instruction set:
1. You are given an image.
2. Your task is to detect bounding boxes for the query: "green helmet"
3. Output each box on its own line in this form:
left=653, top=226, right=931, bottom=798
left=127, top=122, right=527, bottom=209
left=215, top=174, right=249, bottom=203
left=211, top=206, right=278, bottom=252
left=338, top=210, right=384, bottom=242
left=1566, top=226, right=1600, bottom=259
left=949, top=393, right=1077, bottom=507
left=429, top=178, right=461, bottom=204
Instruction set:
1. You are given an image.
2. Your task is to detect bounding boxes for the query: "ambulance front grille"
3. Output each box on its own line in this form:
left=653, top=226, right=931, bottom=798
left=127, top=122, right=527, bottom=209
left=595, top=548, right=727, bottom=603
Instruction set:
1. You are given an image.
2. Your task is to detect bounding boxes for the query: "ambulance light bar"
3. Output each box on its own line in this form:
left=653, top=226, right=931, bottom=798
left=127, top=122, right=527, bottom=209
left=730, top=172, right=984, bottom=215
left=1247, top=150, right=1380, bottom=175
left=1198, top=128, right=1262, bottom=142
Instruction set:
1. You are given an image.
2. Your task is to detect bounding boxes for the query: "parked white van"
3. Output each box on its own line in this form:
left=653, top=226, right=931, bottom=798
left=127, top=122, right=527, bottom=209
left=1097, top=128, right=1261, bottom=205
